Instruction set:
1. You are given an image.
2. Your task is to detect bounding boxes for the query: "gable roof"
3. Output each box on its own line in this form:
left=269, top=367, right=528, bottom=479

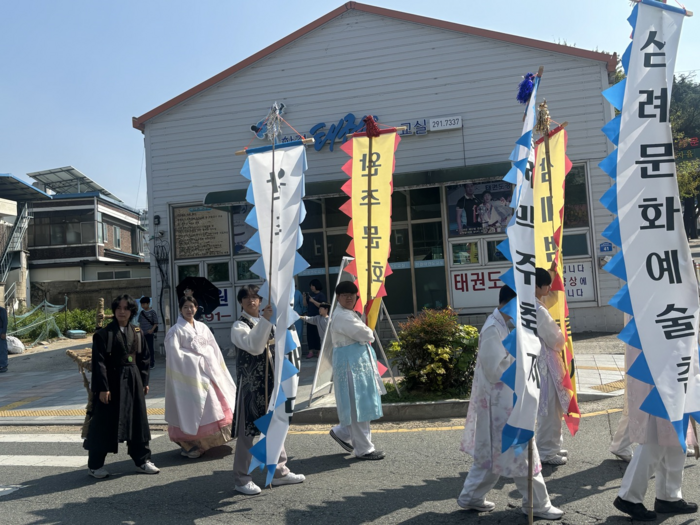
left=132, top=1, right=617, bottom=131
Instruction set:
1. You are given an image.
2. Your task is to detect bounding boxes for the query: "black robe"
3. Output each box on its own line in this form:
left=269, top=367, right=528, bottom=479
left=84, top=321, right=151, bottom=453
left=233, top=316, right=275, bottom=438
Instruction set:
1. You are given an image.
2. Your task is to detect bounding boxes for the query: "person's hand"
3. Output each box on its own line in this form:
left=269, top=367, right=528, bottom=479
left=550, top=259, right=558, bottom=273
left=0, top=334, right=6, bottom=340
left=144, top=386, right=149, bottom=396
left=148, top=328, right=154, bottom=334
left=99, top=391, right=111, bottom=404
left=262, top=305, right=273, bottom=321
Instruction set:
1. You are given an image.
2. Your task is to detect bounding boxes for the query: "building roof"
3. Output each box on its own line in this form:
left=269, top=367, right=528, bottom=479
left=27, top=166, right=124, bottom=203
left=0, top=174, right=52, bottom=203
left=132, top=2, right=617, bottom=131
left=39, top=191, right=142, bottom=216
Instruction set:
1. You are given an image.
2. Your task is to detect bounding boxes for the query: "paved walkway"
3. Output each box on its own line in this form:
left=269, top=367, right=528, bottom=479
left=1, top=333, right=625, bottom=425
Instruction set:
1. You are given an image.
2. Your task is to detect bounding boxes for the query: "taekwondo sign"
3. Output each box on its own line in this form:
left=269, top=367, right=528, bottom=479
left=497, top=73, right=543, bottom=452
left=242, top=141, right=309, bottom=483
left=600, top=0, right=700, bottom=448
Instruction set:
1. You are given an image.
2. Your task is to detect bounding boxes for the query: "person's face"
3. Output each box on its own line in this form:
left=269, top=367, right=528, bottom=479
left=114, top=300, right=132, bottom=326
left=536, top=284, right=551, bottom=299
left=241, top=292, right=261, bottom=317
left=141, top=302, right=150, bottom=310
left=181, top=301, right=197, bottom=321
left=464, top=184, right=475, bottom=196
left=337, top=292, right=358, bottom=310
left=310, top=284, right=318, bottom=294
left=483, top=193, right=492, bottom=203
left=319, top=306, right=329, bottom=317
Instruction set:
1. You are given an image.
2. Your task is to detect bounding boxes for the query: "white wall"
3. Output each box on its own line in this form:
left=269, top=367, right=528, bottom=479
left=30, top=266, right=81, bottom=282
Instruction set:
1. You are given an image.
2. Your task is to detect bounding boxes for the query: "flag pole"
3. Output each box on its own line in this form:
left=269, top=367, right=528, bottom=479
left=528, top=439, right=534, bottom=525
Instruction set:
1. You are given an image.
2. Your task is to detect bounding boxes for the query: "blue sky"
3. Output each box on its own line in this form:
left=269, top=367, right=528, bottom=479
left=1, top=0, right=697, bottom=210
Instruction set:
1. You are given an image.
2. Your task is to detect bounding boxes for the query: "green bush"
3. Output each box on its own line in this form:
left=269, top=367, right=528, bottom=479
left=8, top=306, right=111, bottom=342
left=387, top=308, right=479, bottom=397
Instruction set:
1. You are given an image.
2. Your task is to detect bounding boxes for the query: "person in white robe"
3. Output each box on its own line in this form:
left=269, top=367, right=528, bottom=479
left=612, top=339, right=698, bottom=521
left=534, top=268, right=571, bottom=465
left=229, top=284, right=305, bottom=495
left=164, top=296, right=237, bottom=459
left=328, top=280, right=385, bottom=460
left=459, top=285, right=563, bottom=520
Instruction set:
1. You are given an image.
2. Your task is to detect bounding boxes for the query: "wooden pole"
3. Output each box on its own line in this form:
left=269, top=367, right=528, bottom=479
left=235, top=137, right=315, bottom=156
left=366, top=136, right=374, bottom=314
left=528, top=439, right=534, bottom=524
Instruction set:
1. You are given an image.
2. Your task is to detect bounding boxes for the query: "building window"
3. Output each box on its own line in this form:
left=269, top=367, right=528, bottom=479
left=236, top=259, right=259, bottom=281
left=207, top=262, right=230, bottom=283
left=115, top=270, right=131, bottom=279
left=412, top=221, right=447, bottom=311
left=96, top=270, right=132, bottom=280
left=177, top=264, right=200, bottom=282
left=113, top=226, right=121, bottom=249
left=452, top=241, right=480, bottom=265
left=231, top=204, right=256, bottom=255
left=97, top=271, right=113, bottom=280
left=562, top=232, right=590, bottom=258
left=409, top=187, right=442, bottom=221
left=564, top=164, right=590, bottom=228
left=384, top=228, right=413, bottom=315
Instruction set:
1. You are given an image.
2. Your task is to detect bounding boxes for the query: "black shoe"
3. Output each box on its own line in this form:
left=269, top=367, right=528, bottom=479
left=654, top=498, right=698, bottom=514
left=613, top=497, right=656, bottom=521
left=329, top=430, right=353, bottom=453
left=356, top=450, right=386, bottom=461
left=0, top=367, right=7, bottom=373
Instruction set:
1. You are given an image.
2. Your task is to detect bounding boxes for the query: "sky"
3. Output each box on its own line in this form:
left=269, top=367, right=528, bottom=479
left=1, top=0, right=698, bottom=211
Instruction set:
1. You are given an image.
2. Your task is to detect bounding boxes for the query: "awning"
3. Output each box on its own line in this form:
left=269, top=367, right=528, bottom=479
left=0, top=174, right=52, bottom=203
left=203, top=162, right=511, bottom=211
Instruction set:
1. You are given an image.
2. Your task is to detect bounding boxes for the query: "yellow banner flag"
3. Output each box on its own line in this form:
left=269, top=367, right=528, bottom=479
left=340, top=128, right=399, bottom=313
left=533, top=127, right=580, bottom=436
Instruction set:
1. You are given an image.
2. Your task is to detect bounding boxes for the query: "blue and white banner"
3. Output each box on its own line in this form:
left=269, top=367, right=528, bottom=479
left=600, top=0, right=699, bottom=449
left=241, top=141, right=310, bottom=483
left=497, top=73, right=543, bottom=452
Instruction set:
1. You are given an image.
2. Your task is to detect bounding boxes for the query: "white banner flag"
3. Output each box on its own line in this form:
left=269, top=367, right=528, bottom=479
left=600, top=0, right=699, bottom=448
left=498, top=73, right=543, bottom=451
left=241, top=142, right=309, bottom=483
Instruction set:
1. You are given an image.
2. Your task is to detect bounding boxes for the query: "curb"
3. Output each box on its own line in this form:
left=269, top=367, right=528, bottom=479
left=292, top=399, right=469, bottom=425
left=577, top=391, right=623, bottom=402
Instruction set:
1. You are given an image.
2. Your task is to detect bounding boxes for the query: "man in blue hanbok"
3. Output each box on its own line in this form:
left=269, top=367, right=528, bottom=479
left=328, top=281, right=385, bottom=460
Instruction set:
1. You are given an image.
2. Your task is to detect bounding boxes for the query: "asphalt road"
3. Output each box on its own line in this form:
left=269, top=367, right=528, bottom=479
left=1, top=409, right=699, bottom=524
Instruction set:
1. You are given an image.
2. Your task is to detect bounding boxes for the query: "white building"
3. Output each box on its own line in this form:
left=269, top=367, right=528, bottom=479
left=133, top=2, right=622, bottom=346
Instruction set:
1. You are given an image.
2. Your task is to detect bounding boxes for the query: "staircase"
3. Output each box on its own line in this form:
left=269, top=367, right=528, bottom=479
left=0, top=202, right=32, bottom=285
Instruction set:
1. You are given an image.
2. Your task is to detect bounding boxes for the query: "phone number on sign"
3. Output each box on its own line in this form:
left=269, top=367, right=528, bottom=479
left=429, top=117, right=462, bottom=131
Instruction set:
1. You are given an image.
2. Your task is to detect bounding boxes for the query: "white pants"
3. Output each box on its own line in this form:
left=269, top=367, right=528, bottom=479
left=536, top=370, right=564, bottom=459
left=458, top=463, right=552, bottom=512
left=618, top=444, right=685, bottom=504
left=332, top=369, right=375, bottom=457
left=610, top=412, right=634, bottom=457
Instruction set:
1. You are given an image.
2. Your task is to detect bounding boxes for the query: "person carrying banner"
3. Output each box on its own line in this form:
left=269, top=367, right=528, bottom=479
left=328, top=281, right=385, bottom=461
left=458, top=285, right=563, bottom=519
left=164, top=296, right=237, bottom=459
left=534, top=267, right=570, bottom=465
left=230, top=285, right=305, bottom=495
left=83, top=294, right=159, bottom=479
left=612, top=339, right=698, bottom=520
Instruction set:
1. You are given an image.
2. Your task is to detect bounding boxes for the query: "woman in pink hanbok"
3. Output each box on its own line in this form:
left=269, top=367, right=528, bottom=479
left=164, top=296, right=237, bottom=458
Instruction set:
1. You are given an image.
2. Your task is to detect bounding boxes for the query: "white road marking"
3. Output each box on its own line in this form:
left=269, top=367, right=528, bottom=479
left=0, top=433, right=163, bottom=443
left=0, top=455, right=87, bottom=467
left=0, top=485, right=25, bottom=497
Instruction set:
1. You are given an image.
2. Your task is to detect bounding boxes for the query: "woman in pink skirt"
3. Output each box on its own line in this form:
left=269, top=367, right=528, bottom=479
left=164, top=296, right=237, bottom=458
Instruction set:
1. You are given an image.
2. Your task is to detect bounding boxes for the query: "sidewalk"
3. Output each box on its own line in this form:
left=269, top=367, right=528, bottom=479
left=0, top=335, right=625, bottom=425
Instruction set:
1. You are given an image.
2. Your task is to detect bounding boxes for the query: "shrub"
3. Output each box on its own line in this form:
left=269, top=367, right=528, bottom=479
left=387, top=308, right=479, bottom=397
left=8, top=306, right=111, bottom=342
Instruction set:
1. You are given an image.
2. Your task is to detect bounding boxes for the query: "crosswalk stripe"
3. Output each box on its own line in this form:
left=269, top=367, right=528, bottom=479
left=0, top=456, right=87, bottom=467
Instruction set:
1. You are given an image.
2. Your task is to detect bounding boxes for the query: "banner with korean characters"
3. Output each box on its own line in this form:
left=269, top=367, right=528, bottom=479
left=599, top=0, right=700, bottom=448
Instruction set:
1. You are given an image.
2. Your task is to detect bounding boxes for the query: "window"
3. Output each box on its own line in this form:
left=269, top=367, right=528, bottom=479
left=326, top=232, right=351, bottom=269
left=96, top=270, right=131, bottom=280
left=298, top=231, right=325, bottom=268
left=393, top=191, right=408, bottom=222
left=177, top=264, right=200, bottom=283
left=115, top=270, right=131, bottom=279
left=384, top=227, right=413, bottom=315
left=97, top=222, right=105, bottom=244
left=97, top=271, right=114, bottom=280
left=236, top=260, right=260, bottom=281
left=562, top=233, right=590, bottom=257
left=410, top=187, right=441, bottom=220
left=486, top=238, right=509, bottom=263
left=207, top=262, right=230, bottom=282
left=324, top=196, right=349, bottom=228
left=301, top=199, right=323, bottom=230
left=113, top=226, right=121, bottom=249
left=81, top=222, right=96, bottom=244
left=564, top=165, right=590, bottom=228
left=452, top=242, right=480, bottom=265
left=231, top=205, right=256, bottom=255
left=411, top=222, right=443, bottom=261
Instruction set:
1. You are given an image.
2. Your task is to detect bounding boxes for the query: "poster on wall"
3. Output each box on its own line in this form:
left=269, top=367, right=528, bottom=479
left=450, top=268, right=505, bottom=309
left=446, top=181, right=514, bottom=237
left=173, top=206, right=230, bottom=259
left=562, top=261, right=595, bottom=302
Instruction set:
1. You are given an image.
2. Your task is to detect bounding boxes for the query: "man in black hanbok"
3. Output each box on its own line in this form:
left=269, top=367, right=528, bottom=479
left=84, top=294, right=159, bottom=479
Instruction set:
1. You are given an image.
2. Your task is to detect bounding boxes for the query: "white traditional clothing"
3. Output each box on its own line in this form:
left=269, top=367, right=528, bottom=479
left=459, top=308, right=554, bottom=512
left=330, top=305, right=384, bottom=457
left=230, top=312, right=290, bottom=486
left=535, top=301, right=570, bottom=460
left=617, top=342, right=693, bottom=505
left=164, top=316, right=237, bottom=452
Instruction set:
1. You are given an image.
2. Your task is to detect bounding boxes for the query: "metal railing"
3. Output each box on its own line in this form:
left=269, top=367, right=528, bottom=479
left=0, top=203, right=33, bottom=284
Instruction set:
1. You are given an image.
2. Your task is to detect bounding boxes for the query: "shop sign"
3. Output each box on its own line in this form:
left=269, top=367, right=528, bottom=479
left=450, top=269, right=504, bottom=309
left=309, top=113, right=378, bottom=152
left=563, top=262, right=595, bottom=302
left=204, top=288, right=234, bottom=323
left=599, top=241, right=613, bottom=253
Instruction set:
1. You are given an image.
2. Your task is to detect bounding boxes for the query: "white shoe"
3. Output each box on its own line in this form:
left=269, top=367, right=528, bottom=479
left=687, top=447, right=697, bottom=457
left=181, top=447, right=202, bottom=459
left=235, top=481, right=262, bottom=495
left=271, top=472, right=305, bottom=486
left=88, top=467, right=109, bottom=479
left=558, top=449, right=568, bottom=457
left=135, top=461, right=160, bottom=474
left=612, top=451, right=632, bottom=462
left=458, top=499, right=496, bottom=512
left=542, top=455, right=567, bottom=465
left=522, top=506, right=564, bottom=520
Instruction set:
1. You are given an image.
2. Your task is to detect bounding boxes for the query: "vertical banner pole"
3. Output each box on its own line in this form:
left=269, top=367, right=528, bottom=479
left=528, top=439, right=534, bottom=524
left=267, top=139, right=276, bottom=308
left=366, top=136, right=374, bottom=312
